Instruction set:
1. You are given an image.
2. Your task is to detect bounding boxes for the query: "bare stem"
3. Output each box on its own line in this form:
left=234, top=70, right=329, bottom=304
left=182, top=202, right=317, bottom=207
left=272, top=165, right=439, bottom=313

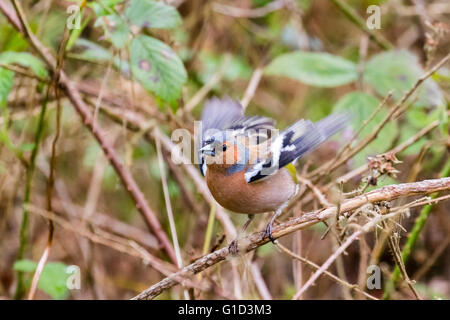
left=133, top=177, right=450, bottom=299
left=2, top=0, right=177, bottom=264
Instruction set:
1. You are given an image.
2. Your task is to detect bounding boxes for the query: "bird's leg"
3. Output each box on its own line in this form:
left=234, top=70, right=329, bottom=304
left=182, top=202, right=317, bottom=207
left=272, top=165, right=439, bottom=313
left=263, top=200, right=290, bottom=243
left=241, top=214, right=255, bottom=233
left=228, top=214, right=255, bottom=255
left=263, top=210, right=280, bottom=243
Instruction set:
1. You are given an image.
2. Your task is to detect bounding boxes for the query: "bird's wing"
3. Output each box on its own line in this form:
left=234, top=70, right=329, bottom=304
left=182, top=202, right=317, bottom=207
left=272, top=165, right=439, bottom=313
left=227, top=115, right=275, bottom=133
left=244, top=113, right=348, bottom=183
left=200, top=96, right=244, bottom=136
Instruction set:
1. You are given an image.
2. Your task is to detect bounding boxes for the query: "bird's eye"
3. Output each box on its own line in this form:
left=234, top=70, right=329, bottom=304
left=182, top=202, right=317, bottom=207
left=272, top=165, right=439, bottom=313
left=204, top=137, right=214, bottom=145
left=222, top=145, right=227, bottom=152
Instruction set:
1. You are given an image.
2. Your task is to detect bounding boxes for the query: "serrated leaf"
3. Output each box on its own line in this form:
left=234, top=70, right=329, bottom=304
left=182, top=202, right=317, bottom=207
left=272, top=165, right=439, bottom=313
left=364, top=50, right=444, bottom=108
left=130, top=35, right=187, bottom=105
left=333, top=92, right=398, bottom=167
left=265, top=51, right=358, bottom=87
left=125, top=0, right=182, bottom=29
left=0, top=52, right=48, bottom=79
left=13, top=259, right=70, bottom=300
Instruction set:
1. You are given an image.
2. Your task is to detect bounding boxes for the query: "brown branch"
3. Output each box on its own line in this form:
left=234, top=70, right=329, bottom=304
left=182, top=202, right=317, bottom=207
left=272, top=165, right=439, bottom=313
left=1, top=0, right=177, bottom=264
left=0, top=0, right=23, bottom=32
left=133, top=177, right=450, bottom=299
left=241, top=67, right=263, bottom=109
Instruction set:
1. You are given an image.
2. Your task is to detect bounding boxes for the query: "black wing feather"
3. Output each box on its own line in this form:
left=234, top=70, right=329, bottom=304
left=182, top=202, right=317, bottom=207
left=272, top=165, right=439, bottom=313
left=245, top=113, right=349, bottom=183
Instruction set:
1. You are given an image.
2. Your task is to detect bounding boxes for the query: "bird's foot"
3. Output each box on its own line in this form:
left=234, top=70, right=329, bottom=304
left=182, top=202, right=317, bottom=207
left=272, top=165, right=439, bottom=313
left=262, top=222, right=277, bottom=244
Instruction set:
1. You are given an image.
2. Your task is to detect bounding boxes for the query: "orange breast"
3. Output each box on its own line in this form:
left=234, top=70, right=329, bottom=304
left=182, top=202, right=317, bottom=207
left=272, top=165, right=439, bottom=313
left=206, top=167, right=296, bottom=214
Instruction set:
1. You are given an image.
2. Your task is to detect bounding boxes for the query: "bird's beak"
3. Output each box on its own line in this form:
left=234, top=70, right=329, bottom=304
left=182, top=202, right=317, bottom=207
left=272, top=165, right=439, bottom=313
left=200, top=144, right=215, bottom=156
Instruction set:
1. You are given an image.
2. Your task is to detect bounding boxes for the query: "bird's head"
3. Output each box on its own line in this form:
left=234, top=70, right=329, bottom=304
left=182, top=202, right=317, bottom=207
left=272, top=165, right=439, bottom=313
left=200, top=132, right=248, bottom=170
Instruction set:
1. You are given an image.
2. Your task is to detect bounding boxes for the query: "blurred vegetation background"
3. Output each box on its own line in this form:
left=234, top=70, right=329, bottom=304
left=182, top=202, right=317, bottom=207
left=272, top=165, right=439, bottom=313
left=0, top=0, right=449, bottom=300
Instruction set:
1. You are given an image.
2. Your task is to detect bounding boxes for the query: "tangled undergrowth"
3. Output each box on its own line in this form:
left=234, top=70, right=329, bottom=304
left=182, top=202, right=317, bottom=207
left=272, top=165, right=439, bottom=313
left=0, top=0, right=449, bottom=300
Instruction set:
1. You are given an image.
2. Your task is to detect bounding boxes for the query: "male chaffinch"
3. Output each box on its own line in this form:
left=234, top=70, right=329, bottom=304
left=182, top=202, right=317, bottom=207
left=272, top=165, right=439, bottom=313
left=198, top=97, right=348, bottom=242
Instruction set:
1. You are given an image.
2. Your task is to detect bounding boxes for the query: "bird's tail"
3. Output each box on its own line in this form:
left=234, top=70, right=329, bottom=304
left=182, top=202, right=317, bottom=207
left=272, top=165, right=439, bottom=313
left=315, top=112, right=350, bottom=141
left=276, top=113, right=349, bottom=168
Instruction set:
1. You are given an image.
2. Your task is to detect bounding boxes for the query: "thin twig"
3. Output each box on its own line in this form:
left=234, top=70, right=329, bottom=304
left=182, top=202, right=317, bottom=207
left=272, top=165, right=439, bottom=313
left=383, top=162, right=450, bottom=299
left=133, top=178, right=450, bottom=299
left=241, top=68, right=263, bottom=109
left=292, top=209, right=404, bottom=299
left=336, top=112, right=449, bottom=184
left=311, top=52, right=450, bottom=180
left=27, top=24, right=69, bottom=301
left=212, top=1, right=286, bottom=18
left=329, top=0, right=393, bottom=50
left=155, top=135, right=184, bottom=269
left=182, top=55, right=230, bottom=113
left=15, top=83, right=50, bottom=299
left=2, top=0, right=178, bottom=264
left=276, top=242, right=378, bottom=300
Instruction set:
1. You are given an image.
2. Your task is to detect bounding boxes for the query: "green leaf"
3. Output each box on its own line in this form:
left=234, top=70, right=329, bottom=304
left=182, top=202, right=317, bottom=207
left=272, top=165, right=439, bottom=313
left=0, top=67, right=14, bottom=106
left=437, top=102, right=448, bottom=136
left=38, top=262, right=71, bottom=300
left=130, top=35, right=187, bottom=105
left=364, top=50, right=444, bottom=108
left=89, top=0, right=129, bottom=49
left=13, top=259, right=70, bottom=300
left=264, top=51, right=358, bottom=87
left=0, top=24, right=28, bottom=51
left=198, top=52, right=252, bottom=84
left=0, top=67, right=14, bottom=151
left=333, top=92, right=398, bottom=167
left=66, top=9, right=92, bottom=51
left=75, top=38, right=112, bottom=61
left=74, top=38, right=130, bottom=75
left=406, top=108, right=438, bottom=129
left=125, top=0, right=182, bottom=29
left=0, top=52, right=48, bottom=79
left=18, top=142, right=36, bottom=152
left=13, top=259, right=37, bottom=272
left=88, top=0, right=123, bottom=17
left=94, top=14, right=130, bottom=49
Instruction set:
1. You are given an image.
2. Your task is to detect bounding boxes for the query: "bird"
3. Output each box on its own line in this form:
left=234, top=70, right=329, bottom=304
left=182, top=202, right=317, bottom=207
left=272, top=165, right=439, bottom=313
left=197, top=96, right=348, bottom=244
